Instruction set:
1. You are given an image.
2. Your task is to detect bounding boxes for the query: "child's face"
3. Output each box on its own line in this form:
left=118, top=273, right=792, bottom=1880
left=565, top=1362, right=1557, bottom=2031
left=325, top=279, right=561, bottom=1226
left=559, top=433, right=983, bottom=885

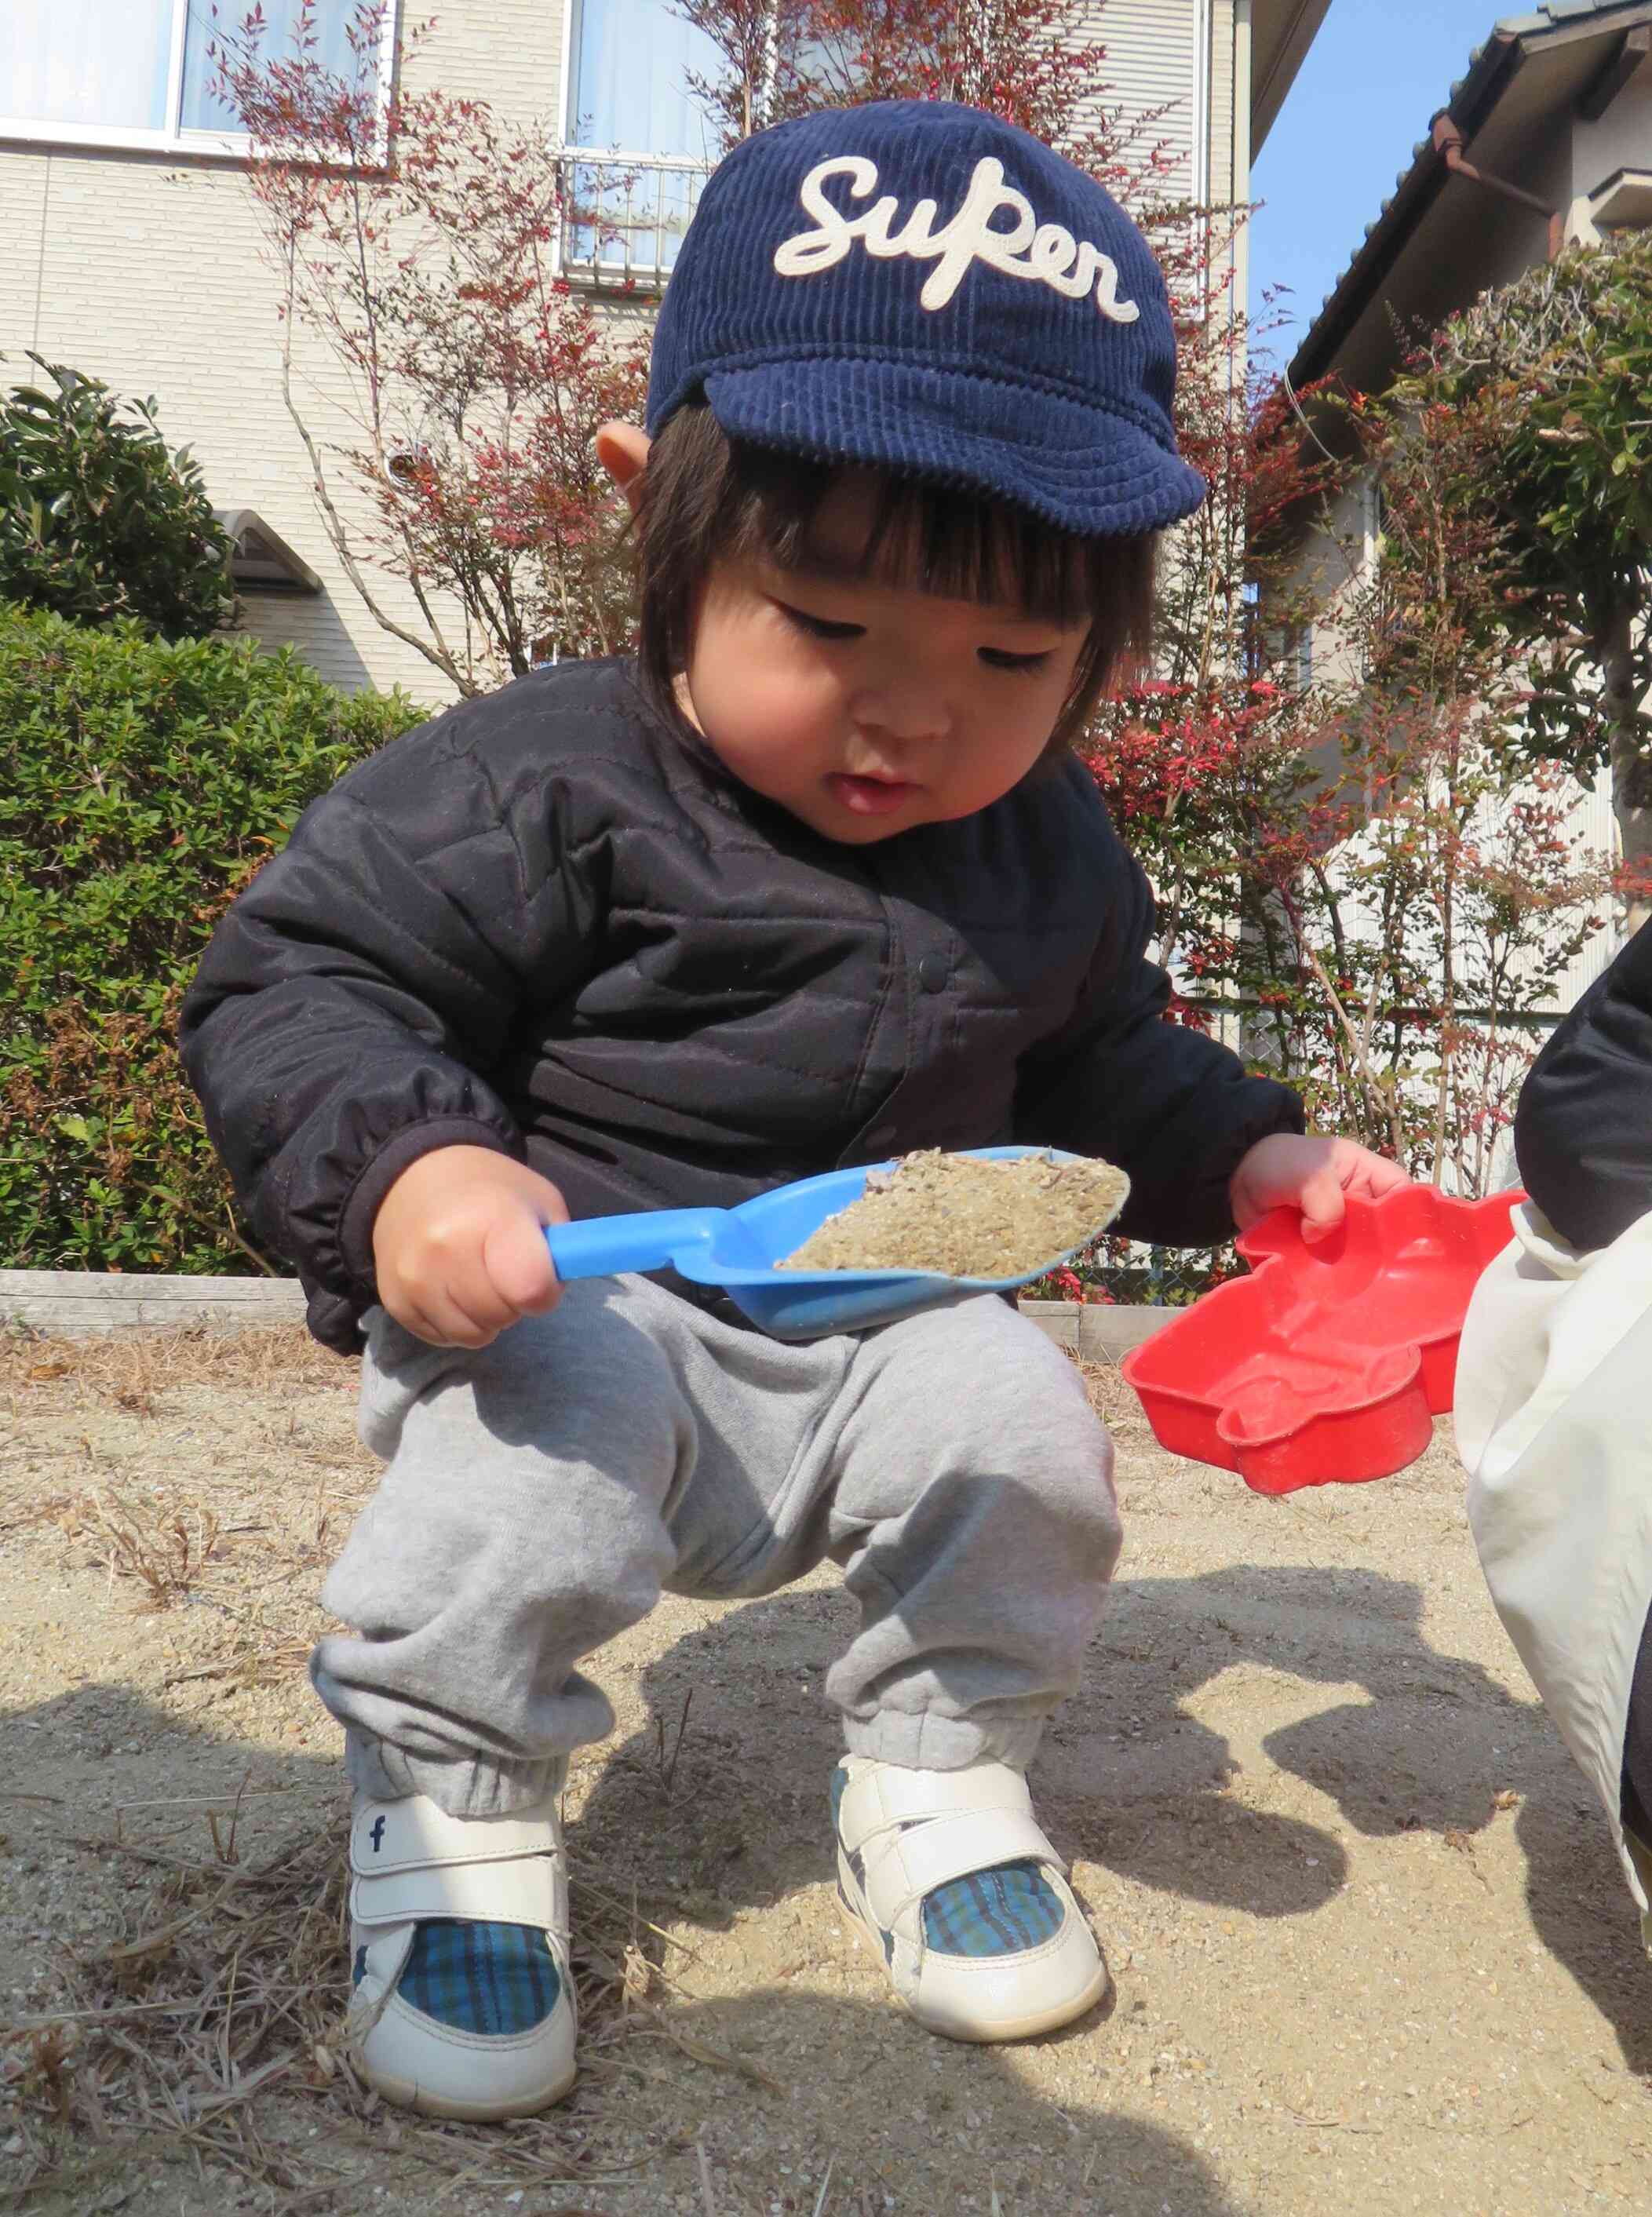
left=677, top=477, right=1092, bottom=845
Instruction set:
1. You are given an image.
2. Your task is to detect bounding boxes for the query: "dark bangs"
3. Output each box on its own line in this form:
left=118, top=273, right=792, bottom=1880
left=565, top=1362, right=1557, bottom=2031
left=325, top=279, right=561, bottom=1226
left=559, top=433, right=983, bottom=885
left=634, top=401, right=1156, bottom=749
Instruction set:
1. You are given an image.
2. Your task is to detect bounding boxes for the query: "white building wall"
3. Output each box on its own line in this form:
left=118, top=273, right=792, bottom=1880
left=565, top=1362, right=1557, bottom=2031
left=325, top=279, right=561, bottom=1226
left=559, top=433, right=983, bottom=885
left=1082, top=0, right=1202, bottom=197
left=1209, top=0, right=1236, bottom=204
left=1555, top=85, right=1649, bottom=998
left=1289, top=469, right=1628, bottom=1019
left=0, top=0, right=567, bottom=710
left=1572, top=60, right=1652, bottom=207
left=2, top=0, right=1242, bottom=703
left=1566, top=766, right=1630, bottom=999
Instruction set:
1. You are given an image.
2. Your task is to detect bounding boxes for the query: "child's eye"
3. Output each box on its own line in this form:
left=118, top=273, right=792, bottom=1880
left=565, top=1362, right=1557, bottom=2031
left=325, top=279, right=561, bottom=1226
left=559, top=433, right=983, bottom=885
left=979, top=647, right=1053, bottom=673
left=776, top=601, right=864, bottom=642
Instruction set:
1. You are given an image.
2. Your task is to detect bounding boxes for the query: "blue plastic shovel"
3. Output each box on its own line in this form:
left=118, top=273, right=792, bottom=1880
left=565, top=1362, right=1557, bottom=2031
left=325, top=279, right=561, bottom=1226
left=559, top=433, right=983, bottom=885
left=545, top=1145, right=1121, bottom=1340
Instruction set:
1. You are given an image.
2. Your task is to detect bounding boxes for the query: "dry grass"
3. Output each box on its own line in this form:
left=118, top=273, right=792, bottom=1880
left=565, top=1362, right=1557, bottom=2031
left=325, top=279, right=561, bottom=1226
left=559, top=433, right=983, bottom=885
left=0, top=1473, right=346, bottom=1695
left=0, top=1780, right=786, bottom=2209
left=0, top=1323, right=798, bottom=2211
left=1, top=1805, right=773, bottom=2208
left=0, top=1319, right=355, bottom=1403
left=1074, top=1355, right=1147, bottom=1424
left=52, top=1490, right=224, bottom=1613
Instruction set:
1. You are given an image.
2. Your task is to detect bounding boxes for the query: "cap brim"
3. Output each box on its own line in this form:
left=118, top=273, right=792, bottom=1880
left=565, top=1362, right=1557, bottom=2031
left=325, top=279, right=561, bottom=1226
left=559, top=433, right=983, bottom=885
left=702, top=356, right=1205, bottom=536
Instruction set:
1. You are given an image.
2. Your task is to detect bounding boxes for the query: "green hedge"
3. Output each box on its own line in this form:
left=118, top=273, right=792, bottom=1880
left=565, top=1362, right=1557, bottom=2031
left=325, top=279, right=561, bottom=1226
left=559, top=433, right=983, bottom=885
left=0, top=605, right=428, bottom=1274
left=0, top=357, right=235, bottom=640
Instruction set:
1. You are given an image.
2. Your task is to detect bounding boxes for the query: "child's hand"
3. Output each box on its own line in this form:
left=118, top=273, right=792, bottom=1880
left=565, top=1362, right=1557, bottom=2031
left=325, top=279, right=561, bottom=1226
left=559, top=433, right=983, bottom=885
left=1229, top=1133, right=1411, bottom=1246
left=372, top=1146, right=570, bottom=1347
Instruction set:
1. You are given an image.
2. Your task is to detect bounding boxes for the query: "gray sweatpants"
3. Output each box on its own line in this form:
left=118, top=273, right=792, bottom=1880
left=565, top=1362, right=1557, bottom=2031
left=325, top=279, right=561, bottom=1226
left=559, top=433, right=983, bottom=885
left=312, top=1275, right=1121, bottom=1818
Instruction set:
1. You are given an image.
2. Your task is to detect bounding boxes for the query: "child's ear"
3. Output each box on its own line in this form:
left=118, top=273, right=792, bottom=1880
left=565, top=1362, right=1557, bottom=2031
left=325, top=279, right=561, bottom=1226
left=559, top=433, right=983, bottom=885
left=596, top=422, right=651, bottom=516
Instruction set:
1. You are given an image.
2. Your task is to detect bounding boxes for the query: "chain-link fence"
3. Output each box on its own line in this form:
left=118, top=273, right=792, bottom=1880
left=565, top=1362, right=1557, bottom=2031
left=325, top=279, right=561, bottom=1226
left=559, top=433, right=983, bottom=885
left=1029, top=1231, right=1239, bottom=1310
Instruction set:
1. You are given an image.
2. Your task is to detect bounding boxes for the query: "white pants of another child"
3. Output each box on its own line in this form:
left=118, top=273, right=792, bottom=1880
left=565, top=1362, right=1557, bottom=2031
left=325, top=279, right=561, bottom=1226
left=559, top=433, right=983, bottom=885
left=1457, top=1200, right=1652, bottom=1925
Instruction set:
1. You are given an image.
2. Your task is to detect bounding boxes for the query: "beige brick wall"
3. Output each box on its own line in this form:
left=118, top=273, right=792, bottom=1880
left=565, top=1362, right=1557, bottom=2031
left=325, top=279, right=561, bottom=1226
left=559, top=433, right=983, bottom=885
left=0, top=0, right=571, bottom=707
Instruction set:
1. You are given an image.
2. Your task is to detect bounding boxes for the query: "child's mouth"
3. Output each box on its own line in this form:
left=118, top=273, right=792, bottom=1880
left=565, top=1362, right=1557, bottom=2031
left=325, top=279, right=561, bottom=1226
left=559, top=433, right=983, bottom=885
left=828, top=772, right=919, bottom=815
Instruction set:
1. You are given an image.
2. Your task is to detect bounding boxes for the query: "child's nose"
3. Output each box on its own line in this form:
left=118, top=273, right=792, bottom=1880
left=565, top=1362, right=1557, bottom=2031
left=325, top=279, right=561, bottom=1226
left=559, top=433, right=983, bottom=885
left=848, top=675, right=953, bottom=745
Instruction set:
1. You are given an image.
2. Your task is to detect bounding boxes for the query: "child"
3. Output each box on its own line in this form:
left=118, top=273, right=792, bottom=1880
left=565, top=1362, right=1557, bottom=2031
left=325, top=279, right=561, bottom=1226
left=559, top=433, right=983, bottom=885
left=1457, top=916, right=1652, bottom=1940
left=181, top=99, right=1405, bottom=2120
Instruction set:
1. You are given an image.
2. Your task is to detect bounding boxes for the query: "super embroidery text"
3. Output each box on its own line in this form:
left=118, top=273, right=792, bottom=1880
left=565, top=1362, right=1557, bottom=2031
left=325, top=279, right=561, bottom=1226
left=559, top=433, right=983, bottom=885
left=771, top=155, right=1142, bottom=323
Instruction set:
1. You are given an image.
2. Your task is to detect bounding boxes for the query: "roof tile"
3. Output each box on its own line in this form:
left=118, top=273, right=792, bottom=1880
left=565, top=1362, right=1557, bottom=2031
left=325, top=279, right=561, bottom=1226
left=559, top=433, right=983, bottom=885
left=1289, top=1, right=1644, bottom=363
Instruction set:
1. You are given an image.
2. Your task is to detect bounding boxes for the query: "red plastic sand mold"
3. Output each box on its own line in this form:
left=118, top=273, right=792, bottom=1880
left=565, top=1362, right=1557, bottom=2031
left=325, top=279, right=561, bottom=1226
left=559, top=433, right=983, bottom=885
left=1121, top=1186, right=1521, bottom=1497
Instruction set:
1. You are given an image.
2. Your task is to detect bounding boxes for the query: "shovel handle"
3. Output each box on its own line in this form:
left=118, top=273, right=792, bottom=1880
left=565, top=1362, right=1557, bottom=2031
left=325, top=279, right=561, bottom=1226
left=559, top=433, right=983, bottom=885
left=547, top=1209, right=721, bottom=1282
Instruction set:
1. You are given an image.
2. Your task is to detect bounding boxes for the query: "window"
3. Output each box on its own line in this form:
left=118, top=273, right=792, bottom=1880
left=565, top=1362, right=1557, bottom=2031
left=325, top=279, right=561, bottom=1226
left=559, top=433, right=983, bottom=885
left=0, top=1, right=388, bottom=154
left=560, top=0, right=723, bottom=283
left=566, top=0, right=720, bottom=164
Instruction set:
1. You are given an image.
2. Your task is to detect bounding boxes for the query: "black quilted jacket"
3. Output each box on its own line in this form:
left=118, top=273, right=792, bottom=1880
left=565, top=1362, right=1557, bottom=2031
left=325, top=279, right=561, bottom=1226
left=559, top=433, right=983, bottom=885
left=1516, top=917, right=1652, bottom=1251
left=180, top=657, right=1304, bottom=1351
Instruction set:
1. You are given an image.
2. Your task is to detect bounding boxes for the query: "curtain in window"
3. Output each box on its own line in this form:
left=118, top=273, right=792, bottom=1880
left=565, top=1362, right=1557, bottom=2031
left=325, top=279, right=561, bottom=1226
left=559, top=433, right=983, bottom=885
left=181, top=0, right=373, bottom=131
left=568, top=0, right=718, bottom=159
left=1, top=0, right=172, bottom=129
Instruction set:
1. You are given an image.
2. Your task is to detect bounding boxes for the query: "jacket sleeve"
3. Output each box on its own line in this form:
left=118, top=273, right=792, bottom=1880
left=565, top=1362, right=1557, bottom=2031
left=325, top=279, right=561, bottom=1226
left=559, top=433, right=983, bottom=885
left=1515, top=918, right=1652, bottom=1251
left=179, top=710, right=601, bottom=1321
left=1012, top=826, right=1305, bottom=1247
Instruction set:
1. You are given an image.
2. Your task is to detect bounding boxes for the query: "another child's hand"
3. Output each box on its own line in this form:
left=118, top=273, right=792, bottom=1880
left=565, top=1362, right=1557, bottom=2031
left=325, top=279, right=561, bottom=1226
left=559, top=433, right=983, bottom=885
left=372, top=1146, right=570, bottom=1347
left=1229, top=1132, right=1410, bottom=1246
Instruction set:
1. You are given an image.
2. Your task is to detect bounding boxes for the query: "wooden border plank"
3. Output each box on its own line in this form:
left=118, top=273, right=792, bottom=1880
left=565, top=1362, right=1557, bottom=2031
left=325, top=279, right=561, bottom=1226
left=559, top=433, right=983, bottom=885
left=0, top=1270, right=1176, bottom=1348
left=1017, top=1300, right=1176, bottom=1362
left=0, top=1271, right=307, bottom=1333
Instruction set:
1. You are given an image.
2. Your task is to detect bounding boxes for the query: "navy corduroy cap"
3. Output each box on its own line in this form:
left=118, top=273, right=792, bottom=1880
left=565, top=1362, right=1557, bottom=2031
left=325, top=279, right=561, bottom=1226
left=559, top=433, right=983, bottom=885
left=647, top=100, right=1206, bottom=538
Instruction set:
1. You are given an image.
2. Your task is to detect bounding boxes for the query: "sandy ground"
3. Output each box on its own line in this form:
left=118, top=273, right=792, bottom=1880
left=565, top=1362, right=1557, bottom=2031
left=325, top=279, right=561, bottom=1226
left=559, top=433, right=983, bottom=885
left=2, top=1322, right=1650, bottom=2217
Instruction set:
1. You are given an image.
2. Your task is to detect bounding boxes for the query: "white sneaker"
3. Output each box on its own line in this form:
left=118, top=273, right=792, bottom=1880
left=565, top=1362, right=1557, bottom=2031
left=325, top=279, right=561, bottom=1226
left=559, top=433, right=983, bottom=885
left=345, top=1789, right=576, bottom=2119
left=833, top=1756, right=1108, bottom=2042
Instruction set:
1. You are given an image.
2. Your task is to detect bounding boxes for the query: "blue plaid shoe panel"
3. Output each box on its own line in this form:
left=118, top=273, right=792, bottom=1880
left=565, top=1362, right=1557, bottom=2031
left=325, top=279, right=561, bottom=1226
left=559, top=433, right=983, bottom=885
left=396, top=1920, right=562, bottom=2035
left=920, top=1859, right=1064, bottom=1958
left=831, top=1766, right=1064, bottom=1960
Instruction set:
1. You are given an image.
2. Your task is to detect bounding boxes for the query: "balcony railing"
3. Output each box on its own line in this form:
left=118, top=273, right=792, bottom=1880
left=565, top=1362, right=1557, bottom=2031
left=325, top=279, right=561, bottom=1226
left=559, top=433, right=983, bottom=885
left=558, top=151, right=714, bottom=288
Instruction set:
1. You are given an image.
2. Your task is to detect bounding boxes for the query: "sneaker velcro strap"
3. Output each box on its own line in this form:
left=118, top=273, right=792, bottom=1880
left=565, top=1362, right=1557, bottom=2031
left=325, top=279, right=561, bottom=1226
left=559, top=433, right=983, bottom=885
left=836, top=1760, right=1034, bottom=1856
left=351, top=1797, right=561, bottom=1879
left=862, top=1807, right=1060, bottom=1930
left=352, top=1851, right=564, bottom=1933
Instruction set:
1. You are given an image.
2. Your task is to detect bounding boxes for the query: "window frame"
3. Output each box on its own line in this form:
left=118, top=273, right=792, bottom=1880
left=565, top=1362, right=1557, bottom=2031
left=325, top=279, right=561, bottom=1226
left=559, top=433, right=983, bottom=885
left=554, top=0, right=719, bottom=285
left=0, top=0, right=399, bottom=158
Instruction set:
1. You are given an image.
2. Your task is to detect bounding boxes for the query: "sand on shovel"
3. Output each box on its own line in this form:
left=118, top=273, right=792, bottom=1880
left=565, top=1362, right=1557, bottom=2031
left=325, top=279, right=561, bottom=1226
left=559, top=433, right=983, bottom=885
left=779, top=1149, right=1131, bottom=1278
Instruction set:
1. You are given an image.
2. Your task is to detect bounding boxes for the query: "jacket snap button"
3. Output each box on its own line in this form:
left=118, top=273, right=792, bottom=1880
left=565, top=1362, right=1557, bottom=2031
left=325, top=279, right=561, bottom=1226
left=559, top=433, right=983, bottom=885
left=918, top=952, right=948, bottom=994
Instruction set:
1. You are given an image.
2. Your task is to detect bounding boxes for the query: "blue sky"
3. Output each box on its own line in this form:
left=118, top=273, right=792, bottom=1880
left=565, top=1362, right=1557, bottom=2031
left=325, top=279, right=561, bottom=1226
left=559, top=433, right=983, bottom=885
left=1248, top=0, right=1515, bottom=366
